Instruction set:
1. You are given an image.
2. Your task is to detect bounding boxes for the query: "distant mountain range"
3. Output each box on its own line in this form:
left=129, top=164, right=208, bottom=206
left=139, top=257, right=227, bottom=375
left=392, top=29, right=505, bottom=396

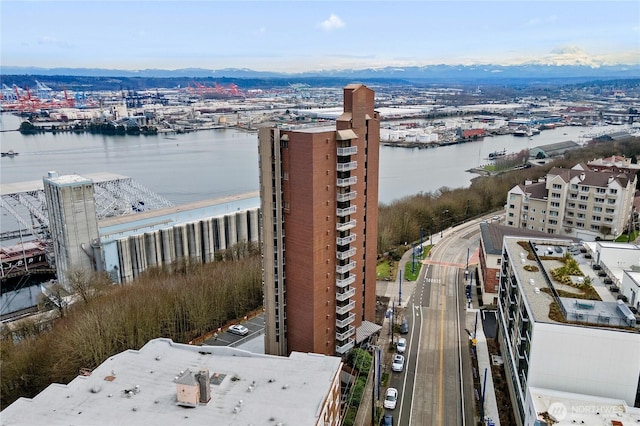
left=2, top=64, right=639, bottom=81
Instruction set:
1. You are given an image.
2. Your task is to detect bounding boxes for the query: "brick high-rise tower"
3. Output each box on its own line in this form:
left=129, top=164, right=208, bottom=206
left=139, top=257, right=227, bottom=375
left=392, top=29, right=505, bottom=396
left=258, top=84, right=379, bottom=356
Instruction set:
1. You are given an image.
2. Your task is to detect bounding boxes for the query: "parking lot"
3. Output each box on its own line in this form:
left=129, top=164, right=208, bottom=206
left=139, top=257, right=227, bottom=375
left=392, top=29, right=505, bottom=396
left=202, top=313, right=265, bottom=352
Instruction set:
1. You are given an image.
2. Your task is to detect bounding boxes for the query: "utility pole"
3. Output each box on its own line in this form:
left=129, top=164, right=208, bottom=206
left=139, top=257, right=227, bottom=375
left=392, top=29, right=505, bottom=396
left=399, top=270, right=403, bottom=306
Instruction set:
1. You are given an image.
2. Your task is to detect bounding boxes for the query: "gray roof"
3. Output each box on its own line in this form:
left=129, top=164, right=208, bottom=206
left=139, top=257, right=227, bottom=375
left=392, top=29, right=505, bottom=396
left=480, top=222, right=580, bottom=255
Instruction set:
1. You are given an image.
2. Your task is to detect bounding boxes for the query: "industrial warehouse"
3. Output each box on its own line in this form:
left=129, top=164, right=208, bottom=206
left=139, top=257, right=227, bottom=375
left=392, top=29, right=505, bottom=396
left=1, top=172, right=260, bottom=318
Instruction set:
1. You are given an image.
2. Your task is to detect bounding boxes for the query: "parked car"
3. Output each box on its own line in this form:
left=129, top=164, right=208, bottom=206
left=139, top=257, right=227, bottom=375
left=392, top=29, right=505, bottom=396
left=392, top=354, right=405, bottom=372
left=603, top=278, right=613, bottom=285
left=396, top=338, right=407, bottom=354
left=228, top=324, right=249, bottom=336
left=598, top=270, right=607, bottom=277
left=400, top=319, right=409, bottom=334
left=592, top=264, right=602, bottom=270
left=383, top=387, right=398, bottom=410
left=382, top=413, right=393, bottom=426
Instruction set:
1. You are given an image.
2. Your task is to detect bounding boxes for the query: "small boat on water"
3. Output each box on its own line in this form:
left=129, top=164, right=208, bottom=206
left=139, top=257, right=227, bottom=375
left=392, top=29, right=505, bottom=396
left=513, top=126, right=532, bottom=137
left=1, top=150, right=18, bottom=157
left=488, top=149, right=507, bottom=159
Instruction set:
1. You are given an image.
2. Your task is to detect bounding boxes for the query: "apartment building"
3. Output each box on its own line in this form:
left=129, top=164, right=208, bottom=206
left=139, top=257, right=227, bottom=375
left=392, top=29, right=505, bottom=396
left=498, top=236, right=640, bottom=425
left=258, top=84, right=379, bottom=356
left=505, top=164, right=636, bottom=241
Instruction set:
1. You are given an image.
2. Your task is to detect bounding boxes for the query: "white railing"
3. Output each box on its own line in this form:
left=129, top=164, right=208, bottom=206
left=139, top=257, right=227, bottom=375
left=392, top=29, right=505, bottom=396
left=337, top=233, right=357, bottom=246
left=336, top=247, right=356, bottom=260
left=337, top=219, right=356, bottom=232
left=337, top=146, right=358, bottom=156
left=336, top=261, right=356, bottom=274
left=336, top=275, right=356, bottom=288
left=336, top=313, right=355, bottom=329
left=337, top=206, right=357, bottom=217
left=337, top=191, right=357, bottom=202
left=336, top=287, right=356, bottom=302
left=336, top=326, right=355, bottom=341
left=337, top=161, right=357, bottom=172
left=336, top=339, right=355, bottom=354
left=337, top=177, right=357, bottom=187
left=336, top=300, right=355, bottom=315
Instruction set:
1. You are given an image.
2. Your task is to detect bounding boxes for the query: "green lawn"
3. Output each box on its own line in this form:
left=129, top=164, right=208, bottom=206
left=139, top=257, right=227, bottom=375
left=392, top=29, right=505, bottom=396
left=403, top=245, right=432, bottom=281
left=615, top=230, right=639, bottom=243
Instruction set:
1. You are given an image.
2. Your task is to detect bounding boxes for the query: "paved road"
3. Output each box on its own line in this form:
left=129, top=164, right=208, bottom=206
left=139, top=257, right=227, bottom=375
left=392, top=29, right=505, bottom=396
left=393, top=222, right=481, bottom=426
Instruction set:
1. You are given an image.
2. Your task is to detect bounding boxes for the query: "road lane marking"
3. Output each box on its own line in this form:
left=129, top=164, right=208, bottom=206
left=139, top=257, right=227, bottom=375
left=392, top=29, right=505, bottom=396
left=438, top=265, right=447, bottom=425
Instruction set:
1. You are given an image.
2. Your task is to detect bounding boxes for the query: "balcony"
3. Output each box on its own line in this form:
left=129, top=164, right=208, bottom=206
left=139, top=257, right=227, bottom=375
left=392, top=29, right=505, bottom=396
left=336, top=261, right=356, bottom=274
left=337, top=191, right=357, bottom=202
left=337, top=177, right=357, bottom=187
left=336, top=287, right=356, bottom=302
left=336, top=275, right=356, bottom=288
left=336, top=326, right=355, bottom=341
left=337, top=161, right=357, bottom=172
left=337, top=206, right=357, bottom=217
left=335, top=338, right=355, bottom=354
left=337, top=233, right=357, bottom=246
left=336, top=313, right=355, bottom=328
left=336, top=247, right=356, bottom=260
left=337, top=219, right=356, bottom=232
left=337, top=146, right=358, bottom=156
left=336, top=300, right=356, bottom=315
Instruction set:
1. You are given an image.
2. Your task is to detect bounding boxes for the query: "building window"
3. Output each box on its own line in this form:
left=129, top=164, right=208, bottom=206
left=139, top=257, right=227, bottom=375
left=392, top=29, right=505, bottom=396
left=550, top=202, right=560, bottom=208
left=578, top=204, right=587, bottom=210
left=596, top=188, right=606, bottom=194
left=580, top=186, right=589, bottom=192
left=591, top=224, right=600, bottom=231
left=576, top=222, right=585, bottom=228
left=577, top=213, right=585, bottom=219
left=593, top=206, right=602, bottom=212
left=610, top=189, right=618, bottom=195
left=592, top=216, right=601, bottom=221
left=595, top=198, right=604, bottom=203
left=552, top=184, right=562, bottom=189
left=551, top=192, right=561, bottom=198
left=509, top=204, right=515, bottom=209
left=579, top=195, right=588, bottom=201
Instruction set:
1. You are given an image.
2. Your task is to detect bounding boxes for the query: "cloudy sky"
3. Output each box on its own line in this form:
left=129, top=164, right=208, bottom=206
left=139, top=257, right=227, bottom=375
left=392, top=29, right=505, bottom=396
left=2, top=1, right=639, bottom=72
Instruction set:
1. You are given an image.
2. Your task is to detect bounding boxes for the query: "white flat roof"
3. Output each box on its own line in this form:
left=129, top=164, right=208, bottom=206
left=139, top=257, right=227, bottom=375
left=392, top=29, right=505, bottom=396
left=529, top=386, right=640, bottom=425
left=1, top=338, right=342, bottom=426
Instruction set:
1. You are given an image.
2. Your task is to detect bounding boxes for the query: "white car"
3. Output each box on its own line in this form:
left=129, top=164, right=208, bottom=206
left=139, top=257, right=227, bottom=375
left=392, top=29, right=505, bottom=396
left=228, top=324, right=249, bottom=336
left=383, top=387, right=398, bottom=410
left=391, top=354, right=405, bottom=372
left=396, top=338, right=406, bottom=354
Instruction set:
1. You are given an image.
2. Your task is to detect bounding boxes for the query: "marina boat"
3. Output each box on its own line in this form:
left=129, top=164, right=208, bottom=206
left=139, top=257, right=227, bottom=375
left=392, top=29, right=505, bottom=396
left=513, top=126, right=532, bottom=137
left=488, top=149, right=507, bottom=159
left=1, top=150, right=18, bottom=157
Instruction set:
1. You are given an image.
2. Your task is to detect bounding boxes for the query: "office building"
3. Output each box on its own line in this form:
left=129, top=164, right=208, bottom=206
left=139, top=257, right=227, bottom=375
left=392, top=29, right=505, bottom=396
left=258, top=84, right=380, bottom=356
left=498, top=236, right=640, bottom=425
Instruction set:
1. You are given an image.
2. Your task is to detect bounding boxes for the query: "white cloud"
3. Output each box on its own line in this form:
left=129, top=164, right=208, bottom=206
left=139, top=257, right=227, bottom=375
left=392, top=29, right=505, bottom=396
left=37, top=36, right=72, bottom=49
left=527, top=15, right=558, bottom=26
left=318, top=14, right=345, bottom=32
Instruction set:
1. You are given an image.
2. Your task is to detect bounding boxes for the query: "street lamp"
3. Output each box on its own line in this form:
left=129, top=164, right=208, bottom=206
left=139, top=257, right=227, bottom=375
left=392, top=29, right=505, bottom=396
left=441, top=209, right=449, bottom=238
